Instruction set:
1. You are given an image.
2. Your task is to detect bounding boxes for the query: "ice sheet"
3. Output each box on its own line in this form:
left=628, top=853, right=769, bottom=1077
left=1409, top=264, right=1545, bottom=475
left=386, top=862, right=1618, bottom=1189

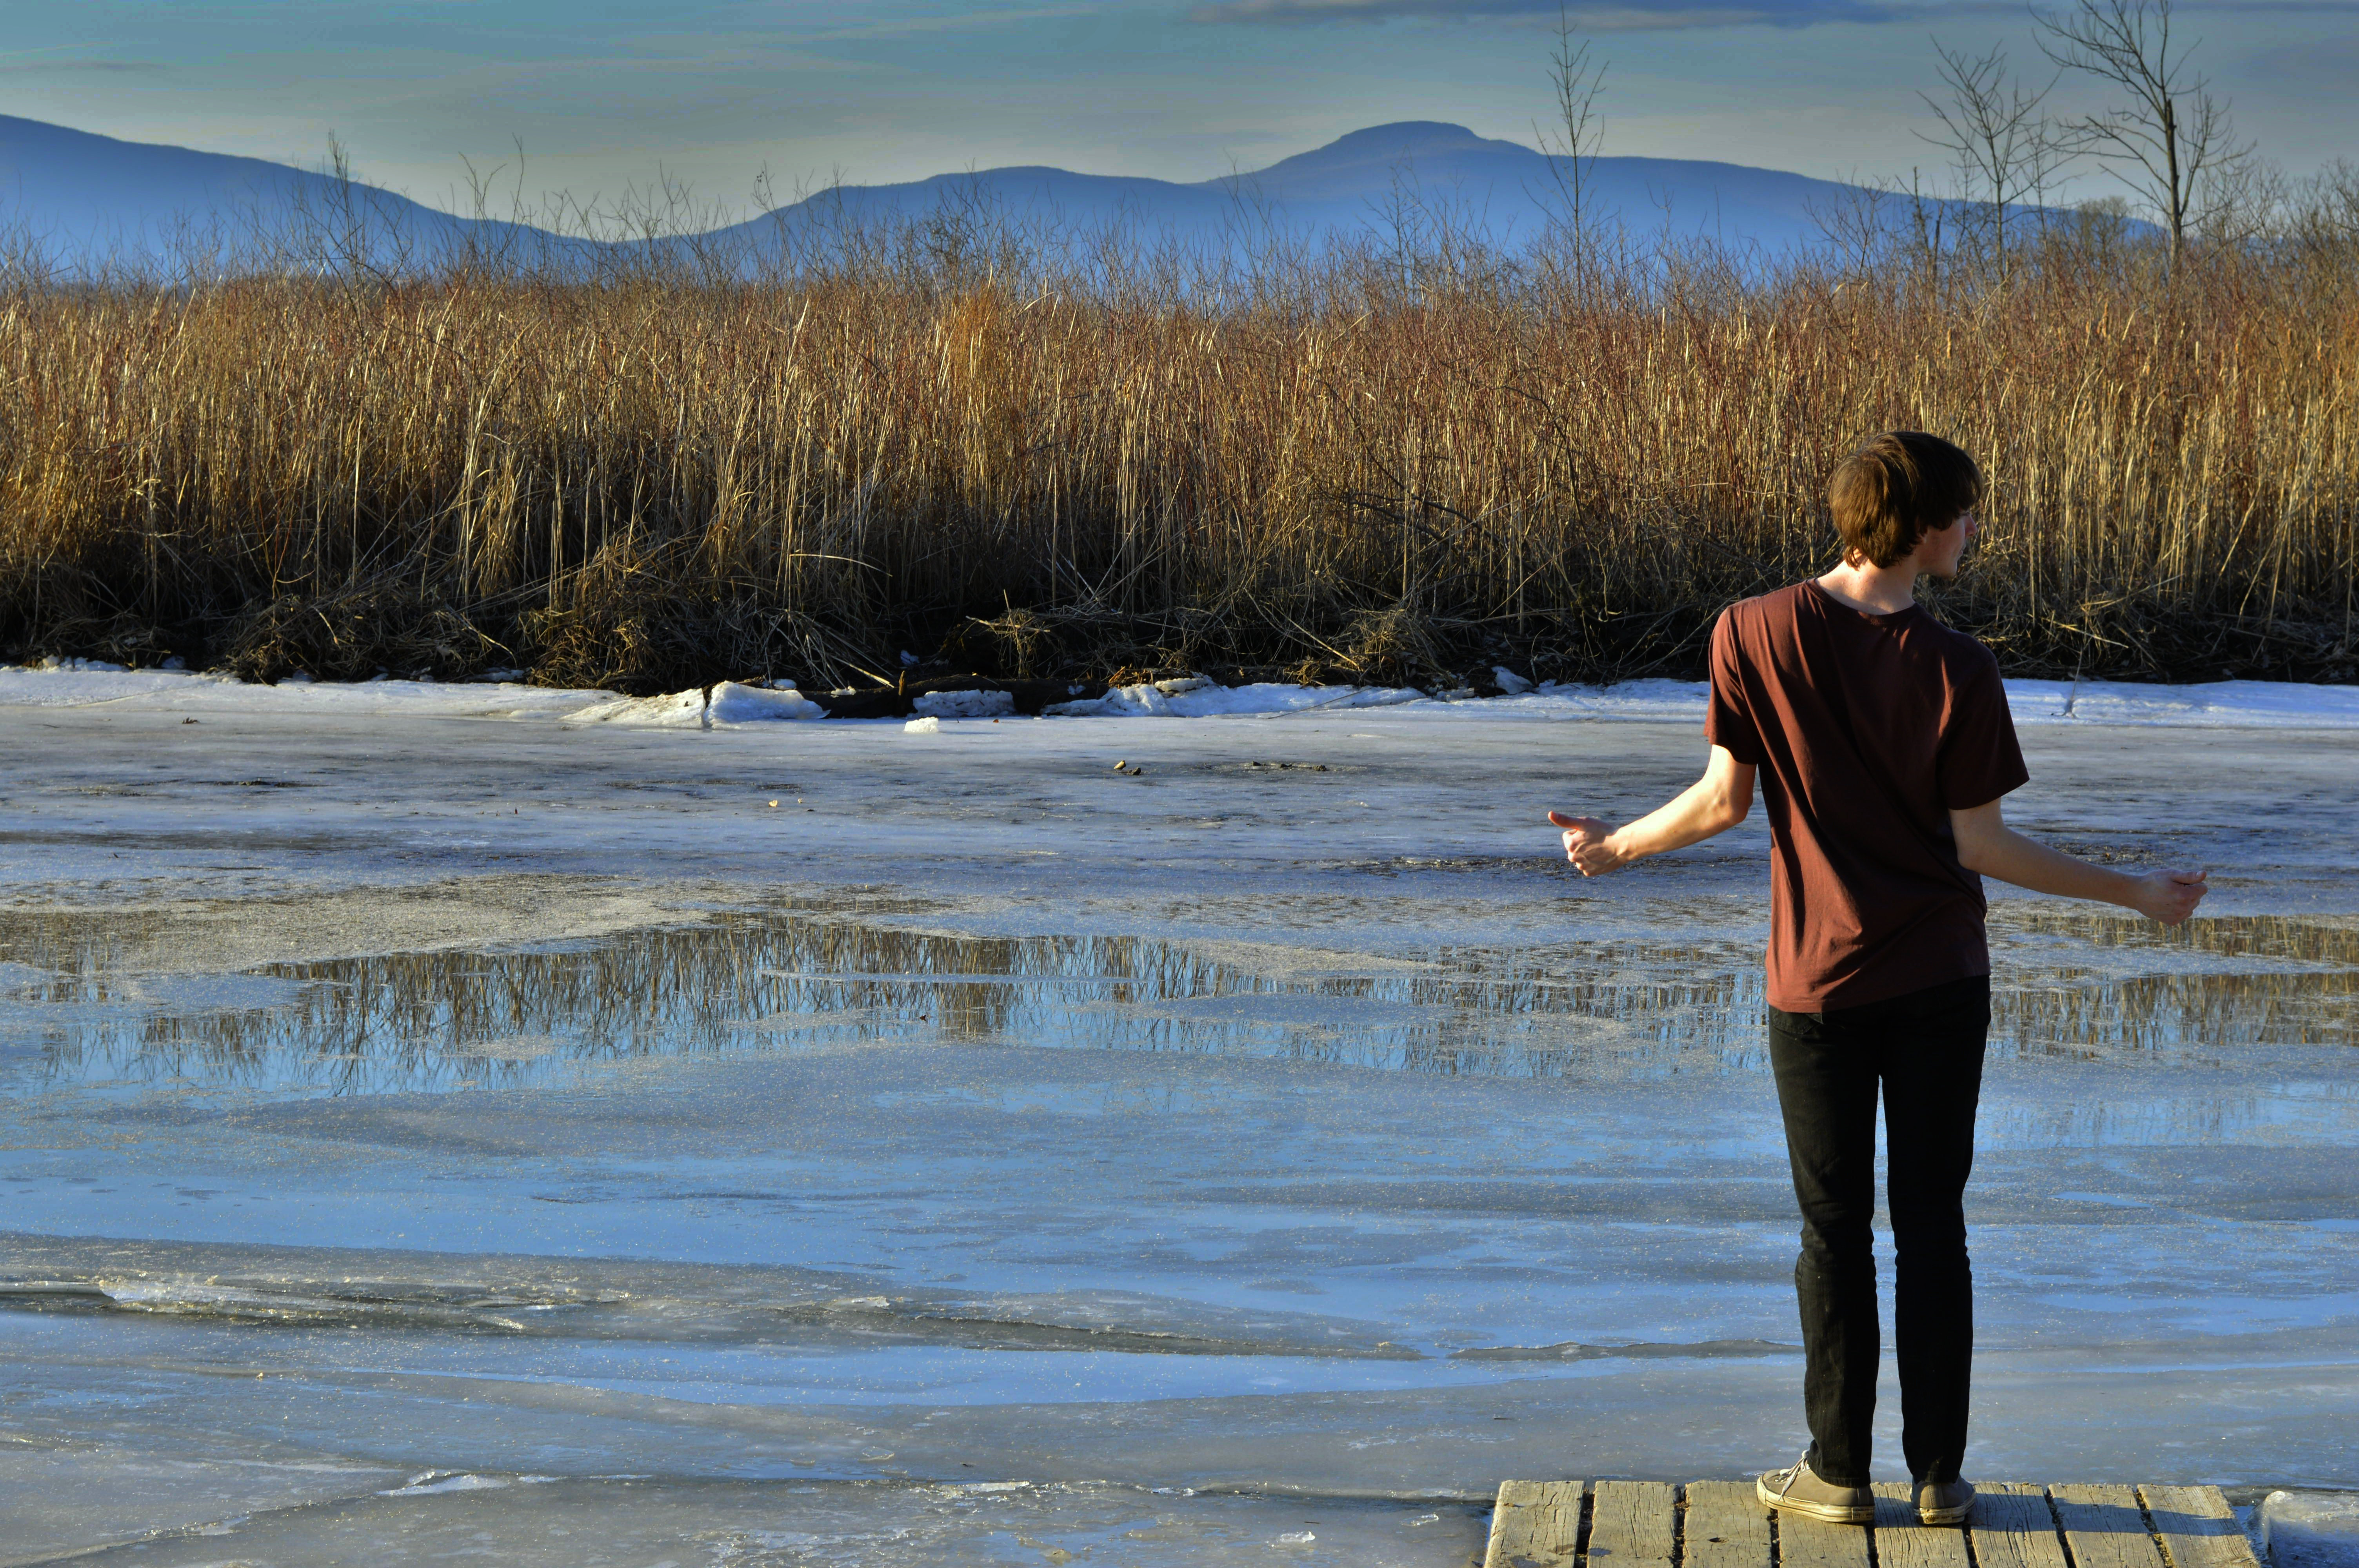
left=0, top=702, right=2352, bottom=1563
left=2001, top=678, right=2359, bottom=727
left=10, top=663, right=2357, bottom=729
left=1490, top=677, right=2359, bottom=729
left=566, top=680, right=825, bottom=728
left=1045, top=677, right=1436, bottom=718
left=0, top=664, right=605, bottom=719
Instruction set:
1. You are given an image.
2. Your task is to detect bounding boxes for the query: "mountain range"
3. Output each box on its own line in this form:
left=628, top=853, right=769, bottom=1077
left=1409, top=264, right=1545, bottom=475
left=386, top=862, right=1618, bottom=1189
left=0, top=114, right=1942, bottom=269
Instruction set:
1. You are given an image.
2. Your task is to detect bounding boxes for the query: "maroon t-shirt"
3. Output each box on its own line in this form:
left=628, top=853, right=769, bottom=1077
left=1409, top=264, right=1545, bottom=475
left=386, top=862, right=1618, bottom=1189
left=1705, top=581, right=2029, bottom=1013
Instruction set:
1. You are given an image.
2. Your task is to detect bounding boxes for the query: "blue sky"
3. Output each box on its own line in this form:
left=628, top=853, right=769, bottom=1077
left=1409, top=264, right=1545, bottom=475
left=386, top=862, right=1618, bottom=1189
left=6, top=0, right=2354, bottom=218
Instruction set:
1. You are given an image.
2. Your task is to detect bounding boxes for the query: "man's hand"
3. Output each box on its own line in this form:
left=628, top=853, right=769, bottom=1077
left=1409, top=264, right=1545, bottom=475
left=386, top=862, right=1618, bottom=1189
left=1548, top=811, right=1626, bottom=876
left=1545, top=750, right=1754, bottom=878
left=1952, top=799, right=2211, bottom=926
left=2126, top=868, right=2210, bottom=926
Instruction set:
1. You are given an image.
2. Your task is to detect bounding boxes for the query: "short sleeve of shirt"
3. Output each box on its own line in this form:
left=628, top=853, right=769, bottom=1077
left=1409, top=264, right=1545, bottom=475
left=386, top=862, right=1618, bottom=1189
left=1704, top=608, right=1766, bottom=766
left=1936, top=652, right=2030, bottom=809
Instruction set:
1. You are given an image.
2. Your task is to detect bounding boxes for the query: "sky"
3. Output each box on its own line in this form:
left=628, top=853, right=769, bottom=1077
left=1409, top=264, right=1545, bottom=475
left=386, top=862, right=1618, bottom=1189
left=4, top=0, right=2354, bottom=221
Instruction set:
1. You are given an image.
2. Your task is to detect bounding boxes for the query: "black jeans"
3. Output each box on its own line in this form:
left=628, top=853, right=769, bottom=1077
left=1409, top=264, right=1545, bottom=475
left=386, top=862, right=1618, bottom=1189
left=1767, top=973, right=1990, bottom=1487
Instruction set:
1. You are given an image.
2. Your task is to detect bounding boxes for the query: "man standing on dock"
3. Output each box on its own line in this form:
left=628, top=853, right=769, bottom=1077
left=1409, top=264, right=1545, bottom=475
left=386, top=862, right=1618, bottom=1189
left=1545, top=430, right=2209, bottom=1527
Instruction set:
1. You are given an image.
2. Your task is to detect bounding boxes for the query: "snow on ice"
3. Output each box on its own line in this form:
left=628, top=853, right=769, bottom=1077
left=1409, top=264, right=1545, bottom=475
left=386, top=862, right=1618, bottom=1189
left=3, top=660, right=2356, bottom=730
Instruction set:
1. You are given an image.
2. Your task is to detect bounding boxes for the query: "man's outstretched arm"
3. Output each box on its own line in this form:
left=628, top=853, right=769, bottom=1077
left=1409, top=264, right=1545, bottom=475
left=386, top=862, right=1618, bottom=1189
left=1548, top=746, right=1756, bottom=876
left=1950, top=797, right=2208, bottom=925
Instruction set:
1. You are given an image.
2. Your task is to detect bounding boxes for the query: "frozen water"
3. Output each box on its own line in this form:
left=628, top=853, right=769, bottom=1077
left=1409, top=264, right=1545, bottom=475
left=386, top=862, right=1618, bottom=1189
left=2001, top=679, right=2359, bottom=728
left=1046, top=677, right=1435, bottom=718
left=565, top=686, right=713, bottom=727
left=7, top=660, right=2359, bottom=730
left=25, top=1472, right=1487, bottom=1567
left=913, top=689, right=1017, bottom=720
left=569, top=681, right=825, bottom=729
left=0, top=662, right=607, bottom=718
left=2261, top=1492, right=2359, bottom=1568
left=710, top=682, right=827, bottom=726
left=0, top=690, right=2353, bottom=1562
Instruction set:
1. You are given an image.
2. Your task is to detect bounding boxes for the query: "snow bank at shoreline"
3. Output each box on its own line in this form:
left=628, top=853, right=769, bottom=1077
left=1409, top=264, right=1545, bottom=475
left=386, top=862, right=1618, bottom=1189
left=0, top=663, right=605, bottom=719
left=1459, top=676, right=2359, bottom=728
left=565, top=681, right=825, bottom=728
left=1045, top=675, right=1432, bottom=718
left=3, top=661, right=2355, bottom=730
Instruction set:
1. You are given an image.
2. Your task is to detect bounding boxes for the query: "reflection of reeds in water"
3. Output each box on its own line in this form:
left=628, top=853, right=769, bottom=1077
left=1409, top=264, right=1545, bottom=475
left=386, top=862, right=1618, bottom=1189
left=1990, top=908, right=2359, bottom=1056
left=4, top=907, right=2350, bottom=1094
left=1994, top=906, right=2359, bottom=964
left=6, top=910, right=1772, bottom=1089
left=1998, top=971, right=2357, bottom=1057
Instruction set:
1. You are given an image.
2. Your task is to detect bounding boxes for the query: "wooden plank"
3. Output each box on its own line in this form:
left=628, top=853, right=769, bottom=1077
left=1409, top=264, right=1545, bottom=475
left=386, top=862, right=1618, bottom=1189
left=2054, top=1484, right=2169, bottom=1568
left=2141, top=1486, right=2263, bottom=1568
left=1684, top=1480, right=1772, bottom=1568
left=1481, top=1477, right=2213, bottom=1568
left=1777, top=1502, right=1874, bottom=1568
left=1972, top=1485, right=2072, bottom=1568
left=1588, top=1481, right=1677, bottom=1568
left=1486, top=1479, right=1585, bottom=1568
left=1872, top=1483, right=1974, bottom=1568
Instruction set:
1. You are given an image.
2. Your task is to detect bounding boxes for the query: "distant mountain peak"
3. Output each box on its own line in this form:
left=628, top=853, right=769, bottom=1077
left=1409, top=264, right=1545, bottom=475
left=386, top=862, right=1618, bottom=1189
left=1247, top=121, right=1529, bottom=176
left=1320, top=121, right=1491, bottom=150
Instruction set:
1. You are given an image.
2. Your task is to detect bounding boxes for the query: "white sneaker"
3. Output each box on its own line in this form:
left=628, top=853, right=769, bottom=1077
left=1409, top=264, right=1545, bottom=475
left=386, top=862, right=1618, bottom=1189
left=1756, top=1454, right=1874, bottom=1525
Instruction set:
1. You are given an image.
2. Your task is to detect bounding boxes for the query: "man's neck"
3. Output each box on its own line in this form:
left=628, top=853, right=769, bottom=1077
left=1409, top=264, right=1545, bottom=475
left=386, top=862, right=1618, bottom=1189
left=1815, top=558, right=1919, bottom=616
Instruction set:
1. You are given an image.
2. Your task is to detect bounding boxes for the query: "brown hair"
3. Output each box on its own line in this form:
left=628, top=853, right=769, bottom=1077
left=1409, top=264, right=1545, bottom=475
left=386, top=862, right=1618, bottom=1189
left=1827, top=431, right=1985, bottom=568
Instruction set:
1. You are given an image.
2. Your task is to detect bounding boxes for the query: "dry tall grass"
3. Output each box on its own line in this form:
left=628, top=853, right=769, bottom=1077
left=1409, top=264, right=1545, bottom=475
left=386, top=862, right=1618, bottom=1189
left=3, top=210, right=2354, bottom=690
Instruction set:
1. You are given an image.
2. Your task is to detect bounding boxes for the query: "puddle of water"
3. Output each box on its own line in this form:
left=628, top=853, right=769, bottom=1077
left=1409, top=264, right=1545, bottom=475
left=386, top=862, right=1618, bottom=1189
left=1989, top=909, right=2359, bottom=1058
left=1, top=906, right=2351, bottom=1098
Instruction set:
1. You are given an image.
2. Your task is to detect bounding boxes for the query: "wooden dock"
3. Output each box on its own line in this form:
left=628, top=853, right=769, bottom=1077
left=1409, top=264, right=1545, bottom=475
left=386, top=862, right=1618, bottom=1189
left=1486, top=1481, right=2263, bottom=1568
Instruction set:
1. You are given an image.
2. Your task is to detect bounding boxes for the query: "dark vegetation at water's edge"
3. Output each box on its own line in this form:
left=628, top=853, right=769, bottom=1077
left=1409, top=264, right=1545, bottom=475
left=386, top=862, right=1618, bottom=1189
left=3, top=185, right=2355, bottom=695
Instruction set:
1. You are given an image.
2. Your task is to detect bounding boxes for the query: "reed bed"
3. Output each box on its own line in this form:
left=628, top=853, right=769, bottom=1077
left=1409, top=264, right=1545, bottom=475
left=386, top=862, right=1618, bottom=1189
left=3, top=214, right=2354, bottom=691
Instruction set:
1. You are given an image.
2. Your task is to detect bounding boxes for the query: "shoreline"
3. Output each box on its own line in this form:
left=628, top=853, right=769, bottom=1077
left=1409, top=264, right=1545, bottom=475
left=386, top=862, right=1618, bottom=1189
left=7, top=661, right=2359, bottom=730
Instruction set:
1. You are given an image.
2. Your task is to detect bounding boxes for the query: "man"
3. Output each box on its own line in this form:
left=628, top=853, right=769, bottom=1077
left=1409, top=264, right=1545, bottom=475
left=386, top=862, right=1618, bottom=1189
left=1546, top=431, right=2208, bottom=1526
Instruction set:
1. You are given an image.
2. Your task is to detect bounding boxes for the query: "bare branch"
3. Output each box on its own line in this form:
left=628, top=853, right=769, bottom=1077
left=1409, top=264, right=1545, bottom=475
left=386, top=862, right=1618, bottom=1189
left=2033, top=0, right=2250, bottom=272
left=1917, top=38, right=2071, bottom=272
left=1533, top=4, right=1608, bottom=263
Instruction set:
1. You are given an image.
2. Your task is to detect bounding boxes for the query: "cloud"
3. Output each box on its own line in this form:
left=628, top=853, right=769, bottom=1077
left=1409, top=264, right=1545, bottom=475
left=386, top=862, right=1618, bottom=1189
left=1187, top=0, right=1903, bottom=25
left=2242, top=31, right=2359, bottom=85
left=0, top=59, right=167, bottom=75
left=1191, top=0, right=2359, bottom=18
left=798, top=4, right=1115, bottom=42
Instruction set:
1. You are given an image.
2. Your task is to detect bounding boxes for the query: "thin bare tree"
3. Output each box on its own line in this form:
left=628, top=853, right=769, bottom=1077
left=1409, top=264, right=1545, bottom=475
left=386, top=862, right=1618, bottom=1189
left=2033, top=0, right=2247, bottom=274
left=1534, top=5, right=1608, bottom=256
left=1917, top=40, right=2069, bottom=277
